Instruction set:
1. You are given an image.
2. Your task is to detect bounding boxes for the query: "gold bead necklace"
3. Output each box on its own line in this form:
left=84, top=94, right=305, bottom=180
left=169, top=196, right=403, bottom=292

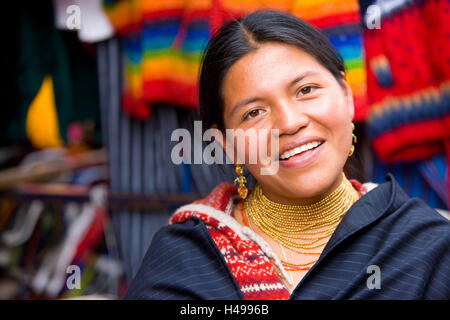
left=244, top=172, right=360, bottom=256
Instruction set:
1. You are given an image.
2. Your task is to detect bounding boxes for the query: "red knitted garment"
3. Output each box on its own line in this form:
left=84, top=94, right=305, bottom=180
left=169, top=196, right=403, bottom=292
left=364, top=0, right=450, bottom=162
left=169, top=180, right=367, bottom=300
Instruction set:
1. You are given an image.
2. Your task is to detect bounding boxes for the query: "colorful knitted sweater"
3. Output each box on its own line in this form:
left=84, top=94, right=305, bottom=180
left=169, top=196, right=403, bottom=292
left=103, top=0, right=367, bottom=121
left=168, top=179, right=369, bottom=300
left=359, top=0, right=450, bottom=207
left=360, top=0, right=450, bottom=162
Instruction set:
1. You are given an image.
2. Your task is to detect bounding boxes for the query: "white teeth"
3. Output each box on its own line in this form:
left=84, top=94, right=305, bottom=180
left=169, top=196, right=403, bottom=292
left=280, top=141, right=322, bottom=160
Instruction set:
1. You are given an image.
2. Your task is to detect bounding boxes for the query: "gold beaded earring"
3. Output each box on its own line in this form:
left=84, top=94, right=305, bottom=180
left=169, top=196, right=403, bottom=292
left=348, top=122, right=357, bottom=157
left=234, top=165, right=248, bottom=199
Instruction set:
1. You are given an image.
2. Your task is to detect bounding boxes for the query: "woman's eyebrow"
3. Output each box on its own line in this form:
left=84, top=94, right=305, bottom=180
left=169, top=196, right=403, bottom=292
left=229, top=97, right=264, bottom=118
left=288, top=70, right=322, bottom=88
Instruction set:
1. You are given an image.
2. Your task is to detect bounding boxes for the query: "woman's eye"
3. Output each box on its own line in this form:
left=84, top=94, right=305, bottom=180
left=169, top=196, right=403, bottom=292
left=297, top=85, right=317, bottom=97
left=243, top=109, right=263, bottom=121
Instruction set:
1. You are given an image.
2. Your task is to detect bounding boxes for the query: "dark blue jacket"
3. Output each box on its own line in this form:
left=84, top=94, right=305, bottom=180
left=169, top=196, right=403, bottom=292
left=125, top=174, right=450, bottom=299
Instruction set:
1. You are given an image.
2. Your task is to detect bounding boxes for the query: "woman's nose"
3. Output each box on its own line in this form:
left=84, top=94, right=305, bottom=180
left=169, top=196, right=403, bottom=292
left=272, top=99, right=310, bottom=135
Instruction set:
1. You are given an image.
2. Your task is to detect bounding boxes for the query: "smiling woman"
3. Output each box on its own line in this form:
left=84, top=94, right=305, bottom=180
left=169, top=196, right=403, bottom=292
left=218, top=40, right=354, bottom=206
left=125, top=10, right=450, bottom=300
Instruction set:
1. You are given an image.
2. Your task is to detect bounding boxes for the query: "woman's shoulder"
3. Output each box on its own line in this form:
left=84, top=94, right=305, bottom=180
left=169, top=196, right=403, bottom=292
left=125, top=215, right=242, bottom=299
left=124, top=183, right=244, bottom=299
left=367, top=175, right=450, bottom=244
left=348, top=174, right=450, bottom=243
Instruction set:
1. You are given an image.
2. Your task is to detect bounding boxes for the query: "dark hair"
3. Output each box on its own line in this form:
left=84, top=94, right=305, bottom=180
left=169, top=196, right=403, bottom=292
left=199, top=10, right=345, bottom=131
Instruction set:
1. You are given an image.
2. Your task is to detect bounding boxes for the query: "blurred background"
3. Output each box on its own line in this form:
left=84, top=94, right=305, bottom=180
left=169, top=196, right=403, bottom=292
left=0, top=0, right=448, bottom=299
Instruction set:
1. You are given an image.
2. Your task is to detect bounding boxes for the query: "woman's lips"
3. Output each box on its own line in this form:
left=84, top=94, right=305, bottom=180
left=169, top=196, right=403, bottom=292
left=278, top=141, right=325, bottom=168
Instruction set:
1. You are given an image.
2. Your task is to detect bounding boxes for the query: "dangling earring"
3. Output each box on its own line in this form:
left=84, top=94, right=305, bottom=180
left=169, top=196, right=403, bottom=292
left=348, top=122, right=357, bottom=157
left=234, top=164, right=248, bottom=199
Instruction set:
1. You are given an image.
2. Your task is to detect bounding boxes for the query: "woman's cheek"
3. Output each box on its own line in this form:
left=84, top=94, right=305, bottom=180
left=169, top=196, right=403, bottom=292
left=313, top=96, right=352, bottom=155
left=317, top=93, right=349, bottom=128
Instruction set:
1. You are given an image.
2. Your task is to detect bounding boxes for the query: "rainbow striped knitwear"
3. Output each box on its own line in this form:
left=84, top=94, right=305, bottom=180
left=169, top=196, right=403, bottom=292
left=103, top=0, right=367, bottom=121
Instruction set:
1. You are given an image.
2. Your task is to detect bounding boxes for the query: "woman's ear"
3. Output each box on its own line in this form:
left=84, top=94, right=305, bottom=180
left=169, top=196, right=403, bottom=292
left=339, top=72, right=355, bottom=120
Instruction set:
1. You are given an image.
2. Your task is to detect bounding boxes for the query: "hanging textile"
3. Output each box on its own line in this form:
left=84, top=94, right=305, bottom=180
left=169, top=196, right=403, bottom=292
left=102, top=0, right=367, bottom=122
left=359, top=0, right=450, bottom=206
left=370, top=152, right=448, bottom=210
left=360, top=0, right=450, bottom=162
left=25, top=76, right=64, bottom=148
left=2, top=1, right=102, bottom=146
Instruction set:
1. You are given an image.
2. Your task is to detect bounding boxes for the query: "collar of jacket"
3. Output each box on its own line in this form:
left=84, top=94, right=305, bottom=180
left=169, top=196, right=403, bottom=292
left=321, top=173, right=409, bottom=257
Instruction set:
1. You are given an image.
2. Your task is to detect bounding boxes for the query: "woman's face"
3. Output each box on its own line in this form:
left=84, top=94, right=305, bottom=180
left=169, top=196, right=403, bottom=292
left=220, top=42, right=355, bottom=205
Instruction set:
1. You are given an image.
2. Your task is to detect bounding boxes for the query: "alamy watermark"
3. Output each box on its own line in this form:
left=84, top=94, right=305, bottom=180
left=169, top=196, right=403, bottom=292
left=365, top=5, right=381, bottom=30
left=66, top=5, right=81, bottom=30
left=66, top=264, right=81, bottom=290
left=171, top=121, right=280, bottom=175
left=364, top=1, right=414, bottom=30
left=366, top=264, right=381, bottom=290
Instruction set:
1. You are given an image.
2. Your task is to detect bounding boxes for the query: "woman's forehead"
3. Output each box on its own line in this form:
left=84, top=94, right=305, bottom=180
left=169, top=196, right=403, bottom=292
left=225, top=43, right=329, bottom=85
left=222, top=43, right=331, bottom=104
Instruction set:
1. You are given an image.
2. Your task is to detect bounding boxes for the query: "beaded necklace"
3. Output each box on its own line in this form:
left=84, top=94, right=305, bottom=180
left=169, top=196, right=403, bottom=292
left=242, top=172, right=360, bottom=272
